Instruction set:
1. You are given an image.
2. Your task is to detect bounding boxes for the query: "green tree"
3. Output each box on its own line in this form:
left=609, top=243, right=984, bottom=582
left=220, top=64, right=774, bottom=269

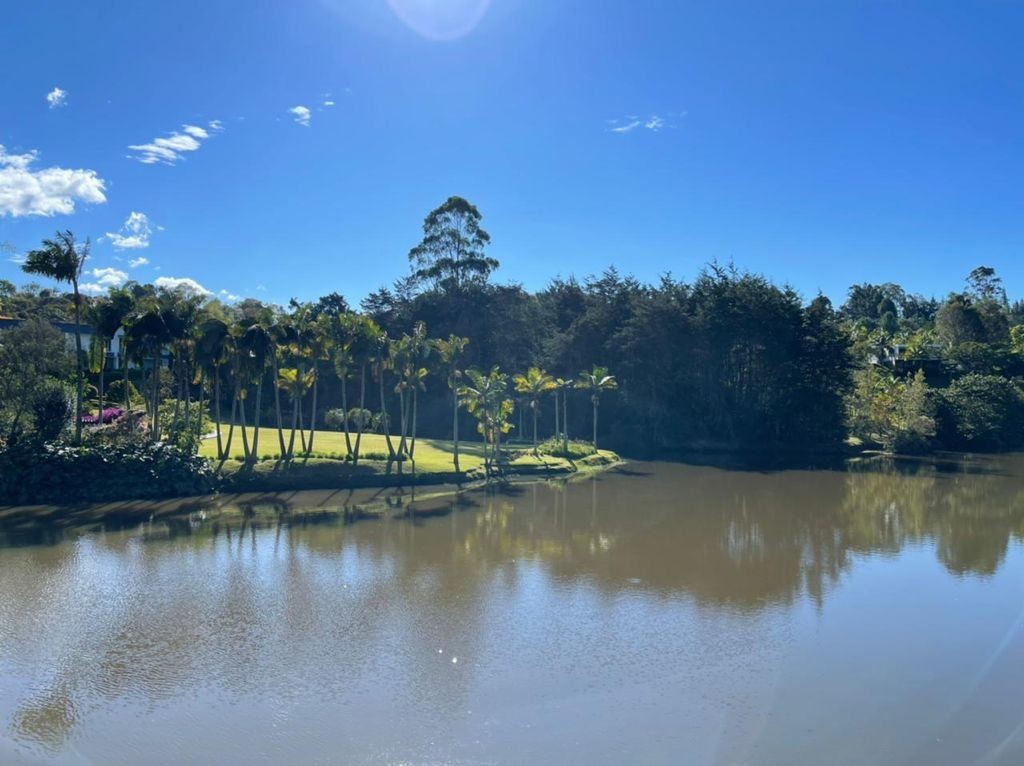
left=460, top=367, right=514, bottom=476
left=408, top=196, right=498, bottom=291
left=435, top=334, right=469, bottom=472
left=514, top=367, right=556, bottom=455
left=21, top=231, right=89, bottom=442
left=575, top=366, right=617, bottom=449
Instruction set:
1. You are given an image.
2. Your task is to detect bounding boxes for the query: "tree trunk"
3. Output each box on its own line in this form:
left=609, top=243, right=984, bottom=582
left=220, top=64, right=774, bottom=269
left=341, top=373, right=352, bottom=457
left=379, top=365, right=396, bottom=459
left=554, top=389, right=559, bottom=442
left=452, top=386, right=460, bottom=473
left=72, top=280, right=84, bottom=444
left=593, top=397, right=598, bottom=449
left=252, top=377, right=263, bottom=459
left=196, top=371, right=205, bottom=448
left=287, top=391, right=299, bottom=458
left=239, top=388, right=251, bottom=463
left=563, top=389, right=569, bottom=456
left=214, top=369, right=224, bottom=459
left=306, top=373, right=318, bottom=456
left=397, top=388, right=408, bottom=459
left=533, top=401, right=539, bottom=456
left=410, top=386, right=418, bottom=467
left=273, top=356, right=286, bottom=458
left=353, top=365, right=366, bottom=465
left=225, top=373, right=239, bottom=459
left=97, top=350, right=105, bottom=429
left=151, top=352, right=160, bottom=441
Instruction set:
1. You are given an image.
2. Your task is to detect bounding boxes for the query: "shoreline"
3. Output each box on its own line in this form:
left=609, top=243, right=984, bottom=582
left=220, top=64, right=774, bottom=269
left=0, top=451, right=623, bottom=529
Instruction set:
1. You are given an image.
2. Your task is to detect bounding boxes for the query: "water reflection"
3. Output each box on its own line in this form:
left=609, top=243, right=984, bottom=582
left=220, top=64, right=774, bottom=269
left=1, top=457, right=1023, bottom=763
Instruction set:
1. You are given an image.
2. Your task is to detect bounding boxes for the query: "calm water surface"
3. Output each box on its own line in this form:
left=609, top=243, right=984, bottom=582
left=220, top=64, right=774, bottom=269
left=1, top=458, right=1023, bottom=765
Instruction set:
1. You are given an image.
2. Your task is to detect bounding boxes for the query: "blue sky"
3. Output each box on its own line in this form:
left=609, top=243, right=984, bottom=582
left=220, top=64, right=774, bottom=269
left=2, top=0, right=1023, bottom=306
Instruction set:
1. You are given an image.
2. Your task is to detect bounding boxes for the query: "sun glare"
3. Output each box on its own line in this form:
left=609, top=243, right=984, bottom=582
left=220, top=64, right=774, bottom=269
left=386, top=0, right=491, bottom=41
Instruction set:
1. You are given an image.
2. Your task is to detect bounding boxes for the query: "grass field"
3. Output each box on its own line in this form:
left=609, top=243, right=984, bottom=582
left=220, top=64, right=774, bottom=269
left=201, top=426, right=508, bottom=472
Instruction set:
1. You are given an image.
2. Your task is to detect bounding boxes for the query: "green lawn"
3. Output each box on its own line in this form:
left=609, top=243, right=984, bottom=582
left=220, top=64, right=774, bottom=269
left=199, top=426, right=490, bottom=472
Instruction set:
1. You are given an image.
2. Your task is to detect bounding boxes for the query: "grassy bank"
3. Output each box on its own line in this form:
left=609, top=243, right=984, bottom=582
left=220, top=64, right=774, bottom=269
left=202, top=426, right=621, bottom=493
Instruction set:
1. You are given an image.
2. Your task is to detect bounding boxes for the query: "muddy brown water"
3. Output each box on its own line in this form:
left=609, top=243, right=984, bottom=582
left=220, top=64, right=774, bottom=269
left=1, top=457, right=1022, bottom=765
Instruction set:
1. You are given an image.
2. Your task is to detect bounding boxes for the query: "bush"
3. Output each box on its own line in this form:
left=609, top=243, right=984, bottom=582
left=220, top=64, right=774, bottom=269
left=0, top=438, right=216, bottom=505
left=106, top=378, right=144, bottom=407
left=936, top=374, right=1024, bottom=450
left=537, top=437, right=597, bottom=459
left=31, top=382, right=73, bottom=442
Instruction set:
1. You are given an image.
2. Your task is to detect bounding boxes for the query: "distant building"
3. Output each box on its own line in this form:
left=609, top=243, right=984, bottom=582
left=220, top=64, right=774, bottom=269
left=0, top=316, right=164, bottom=369
left=868, top=343, right=945, bottom=376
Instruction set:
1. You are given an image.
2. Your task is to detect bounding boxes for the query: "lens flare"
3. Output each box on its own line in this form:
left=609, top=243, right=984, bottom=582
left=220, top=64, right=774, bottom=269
left=386, top=0, right=491, bottom=41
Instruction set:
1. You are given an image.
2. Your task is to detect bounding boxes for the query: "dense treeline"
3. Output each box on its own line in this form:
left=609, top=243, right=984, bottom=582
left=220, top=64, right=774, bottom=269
left=3, top=197, right=1024, bottom=468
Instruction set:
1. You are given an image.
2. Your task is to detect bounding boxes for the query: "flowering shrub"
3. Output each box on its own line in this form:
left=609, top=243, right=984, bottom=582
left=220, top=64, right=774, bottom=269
left=80, top=407, right=125, bottom=425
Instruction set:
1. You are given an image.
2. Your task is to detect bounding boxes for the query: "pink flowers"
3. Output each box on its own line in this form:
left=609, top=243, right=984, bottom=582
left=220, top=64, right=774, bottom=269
left=81, top=407, right=124, bottom=425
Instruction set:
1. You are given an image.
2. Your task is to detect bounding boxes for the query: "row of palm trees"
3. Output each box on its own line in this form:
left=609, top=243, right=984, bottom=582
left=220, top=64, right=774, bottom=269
left=21, top=232, right=617, bottom=469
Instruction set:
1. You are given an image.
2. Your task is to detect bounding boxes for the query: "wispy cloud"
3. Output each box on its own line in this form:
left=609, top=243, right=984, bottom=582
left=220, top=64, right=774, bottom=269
left=323, top=99, right=335, bottom=107
left=129, top=256, right=149, bottom=268
left=0, top=145, right=107, bottom=217
left=219, top=288, right=241, bottom=302
left=106, top=211, right=159, bottom=249
left=289, top=105, right=312, bottom=127
left=80, top=266, right=129, bottom=296
left=128, top=120, right=223, bottom=165
left=155, top=276, right=211, bottom=297
left=46, top=87, right=68, bottom=109
left=608, top=113, right=676, bottom=134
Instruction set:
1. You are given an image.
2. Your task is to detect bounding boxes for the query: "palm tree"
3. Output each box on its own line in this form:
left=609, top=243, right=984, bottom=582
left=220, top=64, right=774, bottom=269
left=555, top=377, right=571, bottom=456
left=405, top=322, right=431, bottom=463
left=22, top=231, right=89, bottom=442
left=460, top=367, right=513, bottom=477
left=434, top=335, right=469, bottom=472
left=372, top=330, right=398, bottom=460
left=196, top=317, right=232, bottom=459
left=87, top=291, right=132, bottom=428
left=123, top=298, right=173, bottom=440
left=277, top=367, right=314, bottom=458
left=575, top=365, right=617, bottom=450
left=237, top=319, right=275, bottom=462
left=514, top=367, right=556, bottom=456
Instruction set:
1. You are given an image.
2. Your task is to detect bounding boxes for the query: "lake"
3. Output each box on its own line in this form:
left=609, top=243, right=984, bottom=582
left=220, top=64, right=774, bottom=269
left=1, top=457, right=1022, bottom=765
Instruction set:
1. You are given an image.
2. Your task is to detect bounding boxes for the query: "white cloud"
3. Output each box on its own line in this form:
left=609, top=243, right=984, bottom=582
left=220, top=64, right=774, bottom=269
left=219, top=289, right=241, bottom=302
left=129, top=256, right=149, bottom=268
left=609, top=114, right=671, bottom=134
left=610, top=119, right=642, bottom=133
left=323, top=100, right=335, bottom=107
left=46, top=87, right=68, bottom=109
left=80, top=266, right=129, bottom=295
left=0, top=145, right=107, bottom=217
left=288, top=106, right=312, bottom=127
left=255, top=284, right=267, bottom=292
left=155, top=276, right=211, bottom=297
left=106, top=211, right=158, bottom=249
left=128, top=120, right=223, bottom=165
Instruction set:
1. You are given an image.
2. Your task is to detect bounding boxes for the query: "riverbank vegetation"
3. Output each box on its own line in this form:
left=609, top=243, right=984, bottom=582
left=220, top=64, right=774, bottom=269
left=3, top=198, right=1024, bottom=503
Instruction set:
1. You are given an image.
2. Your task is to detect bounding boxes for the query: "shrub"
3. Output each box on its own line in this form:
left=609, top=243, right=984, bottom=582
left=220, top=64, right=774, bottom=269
left=106, top=379, right=144, bottom=407
left=32, top=382, right=73, bottom=442
left=537, top=437, right=597, bottom=459
left=936, top=374, right=1024, bottom=450
left=0, top=438, right=216, bottom=505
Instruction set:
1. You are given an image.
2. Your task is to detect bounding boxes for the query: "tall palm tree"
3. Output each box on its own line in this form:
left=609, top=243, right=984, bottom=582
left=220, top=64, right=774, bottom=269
left=514, top=367, right=556, bottom=456
left=555, top=377, right=571, bottom=456
left=238, top=319, right=275, bottom=463
left=196, top=317, right=232, bottom=459
left=460, top=367, right=513, bottom=477
left=434, top=335, right=469, bottom=472
left=22, top=231, right=89, bottom=442
left=87, top=291, right=132, bottom=428
left=373, top=332, right=397, bottom=460
left=575, top=365, right=617, bottom=450
left=123, top=298, right=173, bottom=440
left=405, top=322, right=431, bottom=462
